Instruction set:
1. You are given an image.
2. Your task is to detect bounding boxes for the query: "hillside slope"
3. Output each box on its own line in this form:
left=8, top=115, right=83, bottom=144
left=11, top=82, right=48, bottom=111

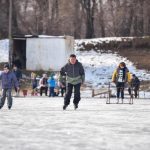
left=0, top=38, right=150, bottom=90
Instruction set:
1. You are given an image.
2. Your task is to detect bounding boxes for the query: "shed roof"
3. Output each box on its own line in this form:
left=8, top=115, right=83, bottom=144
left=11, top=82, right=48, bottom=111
left=12, top=35, right=73, bottom=40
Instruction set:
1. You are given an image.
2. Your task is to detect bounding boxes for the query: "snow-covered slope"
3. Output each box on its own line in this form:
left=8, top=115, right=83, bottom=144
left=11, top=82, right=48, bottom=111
left=75, top=39, right=150, bottom=88
left=0, top=38, right=150, bottom=89
left=76, top=50, right=150, bottom=87
left=0, top=39, right=9, bottom=62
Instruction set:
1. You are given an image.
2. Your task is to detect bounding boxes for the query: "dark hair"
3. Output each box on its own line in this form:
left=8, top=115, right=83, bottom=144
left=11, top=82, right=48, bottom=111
left=69, top=54, right=76, bottom=58
left=13, top=64, right=17, bottom=67
left=4, top=63, right=10, bottom=69
left=119, top=62, right=126, bottom=67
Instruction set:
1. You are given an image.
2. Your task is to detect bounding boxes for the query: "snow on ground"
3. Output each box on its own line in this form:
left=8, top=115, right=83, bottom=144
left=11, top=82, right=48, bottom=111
left=76, top=37, right=134, bottom=45
left=0, top=97, right=150, bottom=150
left=0, top=38, right=150, bottom=88
left=0, top=39, right=9, bottom=62
left=0, top=38, right=150, bottom=97
left=75, top=39, right=150, bottom=89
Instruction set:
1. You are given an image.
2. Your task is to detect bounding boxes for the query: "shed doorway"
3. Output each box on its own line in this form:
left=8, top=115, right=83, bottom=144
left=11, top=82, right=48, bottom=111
left=12, top=39, right=26, bottom=69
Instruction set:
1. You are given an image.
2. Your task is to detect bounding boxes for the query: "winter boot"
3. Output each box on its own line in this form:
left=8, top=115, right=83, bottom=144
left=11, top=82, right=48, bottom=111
left=8, top=106, right=11, bottom=110
left=74, top=104, right=78, bottom=110
left=63, top=105, right=68, bottom=110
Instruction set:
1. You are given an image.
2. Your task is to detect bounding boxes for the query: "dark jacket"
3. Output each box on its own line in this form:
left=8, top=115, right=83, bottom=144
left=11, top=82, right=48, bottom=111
left=60, top=60, right=85, bottom=85
left=13, top=69, right=22, bottom=81
left=131, top=76, right=140, bottom=88
left=0, top=71, right=19, bottom=89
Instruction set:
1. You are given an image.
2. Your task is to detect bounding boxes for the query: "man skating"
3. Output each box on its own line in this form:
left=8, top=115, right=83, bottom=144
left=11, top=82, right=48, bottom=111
left=0, top=64, right=19, bottom=110
left=60, top=54, right=85, bottom=110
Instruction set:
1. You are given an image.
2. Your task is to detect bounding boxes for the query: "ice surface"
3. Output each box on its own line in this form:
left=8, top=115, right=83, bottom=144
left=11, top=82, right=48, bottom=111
left=0, top=97, right=150, bottom=150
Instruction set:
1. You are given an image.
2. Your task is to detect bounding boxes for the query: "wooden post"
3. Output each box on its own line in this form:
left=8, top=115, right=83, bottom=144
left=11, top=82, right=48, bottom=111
left=8, top=0, right=13, bottom=66
left=92, top=89, right=94, bottom=97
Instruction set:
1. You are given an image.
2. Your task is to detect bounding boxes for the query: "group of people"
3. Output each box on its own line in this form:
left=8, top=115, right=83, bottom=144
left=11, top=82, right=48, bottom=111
left=0, top=54, right=140, bottom=110
left=31, top=72, right=66, bottom=97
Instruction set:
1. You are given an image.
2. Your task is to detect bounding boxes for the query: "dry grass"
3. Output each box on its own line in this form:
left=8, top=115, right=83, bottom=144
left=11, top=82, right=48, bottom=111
left=111, top=48, right=150, bottom=71
left=140, top=80, right=150, bottom=91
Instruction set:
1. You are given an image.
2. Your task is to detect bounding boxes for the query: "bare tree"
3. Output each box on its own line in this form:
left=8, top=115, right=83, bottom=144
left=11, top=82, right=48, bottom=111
left=80, top=0, right=96, bottom=38
left=0, top=0, right=150, bottom=38
left=98, top=0, right=105, bottom=37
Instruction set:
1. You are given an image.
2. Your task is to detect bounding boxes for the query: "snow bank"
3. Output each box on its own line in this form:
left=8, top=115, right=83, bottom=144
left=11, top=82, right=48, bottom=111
left=75, top=39, right=150, bottom=88
left=0, top=38, right=150, bottom=89
left=0, top=39, right=9, bottom=62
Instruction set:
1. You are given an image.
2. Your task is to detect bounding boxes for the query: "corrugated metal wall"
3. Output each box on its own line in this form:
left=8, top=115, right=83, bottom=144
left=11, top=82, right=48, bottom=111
left=26, top=37, right=74, bottom=71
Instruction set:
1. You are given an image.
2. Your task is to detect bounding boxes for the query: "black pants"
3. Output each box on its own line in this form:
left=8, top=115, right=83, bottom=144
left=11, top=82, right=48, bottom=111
left=0, top=89, right=13, bottom=109
left=128, top=87, right=139, bottom=98
left=116, top=82, right=125, bottom=99
left=14, top=80, right=21, bottom=93
left=64, top=83, right=81, bottom=106
left=49, top=87, right=55, bottom=97
left=61, top=87, right=66, bottom=97
left=40, top=86, right=48, bottom=96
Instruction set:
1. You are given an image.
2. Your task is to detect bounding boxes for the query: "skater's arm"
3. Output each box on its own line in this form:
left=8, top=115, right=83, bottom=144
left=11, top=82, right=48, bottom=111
left=79, top=63, right=85, bottom=83
left=60, top=65, right=67, bottom=76
left=59, top=66, right=67, bottom=83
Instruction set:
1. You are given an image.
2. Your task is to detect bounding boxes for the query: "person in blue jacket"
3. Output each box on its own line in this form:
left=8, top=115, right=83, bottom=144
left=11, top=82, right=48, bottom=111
left=48, top=75, right=56, bottom=97
left=0, top=64, right=19, bottom=109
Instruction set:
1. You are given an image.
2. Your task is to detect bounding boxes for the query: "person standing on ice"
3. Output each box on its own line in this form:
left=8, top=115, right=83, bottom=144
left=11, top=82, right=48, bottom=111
left=12, top=64, right=22, bottom=96
left=112, top=62, right=131, bottom=103
left=48, top=74, right=56, bottom=97
left=0, top=64, right=19, bottom=110
left=60, top=54, right=85, bottom=110
left=128, top=74, right=140, bottom=98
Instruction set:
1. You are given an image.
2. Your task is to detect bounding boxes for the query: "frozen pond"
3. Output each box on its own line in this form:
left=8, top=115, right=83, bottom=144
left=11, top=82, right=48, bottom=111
left=0, top=97, right=150, bottom=150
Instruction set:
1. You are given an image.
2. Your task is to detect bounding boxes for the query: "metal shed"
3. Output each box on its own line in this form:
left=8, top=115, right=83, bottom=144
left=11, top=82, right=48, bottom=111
left=11, top=35, right=74, bottom=71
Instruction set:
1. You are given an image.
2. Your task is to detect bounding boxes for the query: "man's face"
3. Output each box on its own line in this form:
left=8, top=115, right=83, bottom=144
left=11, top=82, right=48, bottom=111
left=13, top=66, right=17, bottom=70
left=4, top=67, right=9, bottom=73
left=69, top=57, right=76, bottom=65
left=119, top=64, right=124, bottom=69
